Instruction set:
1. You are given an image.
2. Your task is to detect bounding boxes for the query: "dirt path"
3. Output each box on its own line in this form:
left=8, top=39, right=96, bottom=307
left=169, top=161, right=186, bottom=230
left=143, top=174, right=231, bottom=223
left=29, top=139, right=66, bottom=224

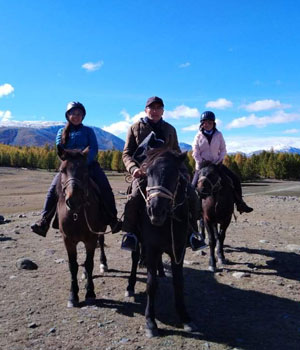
left=0, top=168, right=300, bottom=350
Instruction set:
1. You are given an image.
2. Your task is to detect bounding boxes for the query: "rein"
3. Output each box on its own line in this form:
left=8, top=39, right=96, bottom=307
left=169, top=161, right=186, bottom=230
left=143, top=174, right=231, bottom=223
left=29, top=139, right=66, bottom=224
left=62, top=176, right=106, bottom=235
left=143, top=176, right=186, bottom=265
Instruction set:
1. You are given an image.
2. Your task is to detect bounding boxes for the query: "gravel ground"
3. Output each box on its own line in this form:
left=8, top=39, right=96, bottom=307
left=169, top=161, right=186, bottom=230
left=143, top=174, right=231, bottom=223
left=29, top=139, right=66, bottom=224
left=0, top=167, right=300, bottom=350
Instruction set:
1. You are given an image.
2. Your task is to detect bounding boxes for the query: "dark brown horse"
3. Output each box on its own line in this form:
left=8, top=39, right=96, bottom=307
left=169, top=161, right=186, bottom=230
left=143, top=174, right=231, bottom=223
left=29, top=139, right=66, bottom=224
left=196, top=161, right=234, bottom=272
left=56, top=146, right=107, bottom=307
left=135, top=149, right=197, bottom=337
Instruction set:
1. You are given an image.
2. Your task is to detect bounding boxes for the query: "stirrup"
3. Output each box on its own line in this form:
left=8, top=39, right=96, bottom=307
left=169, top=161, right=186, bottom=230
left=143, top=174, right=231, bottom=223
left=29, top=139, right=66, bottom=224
left=121, top=233, right=138, bottom=252
left=189, top=232, right=208, bottom=251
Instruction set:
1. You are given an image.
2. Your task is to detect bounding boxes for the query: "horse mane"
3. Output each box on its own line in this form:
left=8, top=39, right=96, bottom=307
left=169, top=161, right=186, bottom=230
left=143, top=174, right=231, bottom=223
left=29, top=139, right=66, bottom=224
left=142, top=146, right=182, bottom=169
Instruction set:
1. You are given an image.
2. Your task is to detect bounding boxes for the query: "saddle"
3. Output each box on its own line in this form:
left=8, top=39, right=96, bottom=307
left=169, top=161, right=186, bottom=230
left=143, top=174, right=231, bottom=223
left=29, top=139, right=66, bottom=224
left=52, top=176, right=111, bottom=230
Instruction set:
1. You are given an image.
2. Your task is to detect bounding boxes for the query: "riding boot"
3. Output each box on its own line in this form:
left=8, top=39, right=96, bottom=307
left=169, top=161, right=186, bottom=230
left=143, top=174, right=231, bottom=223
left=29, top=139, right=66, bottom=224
left=234, top=192, right=253, bottom=214
left=31, top=208, right=55, bottom=237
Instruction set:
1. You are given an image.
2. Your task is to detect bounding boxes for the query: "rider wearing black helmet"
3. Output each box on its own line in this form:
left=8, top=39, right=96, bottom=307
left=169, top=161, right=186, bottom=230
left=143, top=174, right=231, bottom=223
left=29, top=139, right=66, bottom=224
left=31, top=101, right=122, bottom=237
left=192, top=110, right=253, bottom=214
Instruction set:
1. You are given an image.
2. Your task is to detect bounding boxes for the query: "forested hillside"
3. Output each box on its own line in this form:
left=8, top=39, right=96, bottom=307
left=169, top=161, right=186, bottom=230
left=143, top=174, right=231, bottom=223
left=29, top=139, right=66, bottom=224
left=1, top=144, right=300, bottom=180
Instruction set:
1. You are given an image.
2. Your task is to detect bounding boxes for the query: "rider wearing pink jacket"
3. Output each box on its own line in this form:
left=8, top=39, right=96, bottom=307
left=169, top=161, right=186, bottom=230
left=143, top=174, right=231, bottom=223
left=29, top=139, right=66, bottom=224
left=192, top=128, right=226, bottom=170
left=192, top=111, right=253, bottom=214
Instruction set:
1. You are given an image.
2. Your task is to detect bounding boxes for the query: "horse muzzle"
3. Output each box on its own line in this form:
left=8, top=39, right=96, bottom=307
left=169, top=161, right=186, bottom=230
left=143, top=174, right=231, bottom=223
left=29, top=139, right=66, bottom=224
left=147, top=205, right=168, bottom=226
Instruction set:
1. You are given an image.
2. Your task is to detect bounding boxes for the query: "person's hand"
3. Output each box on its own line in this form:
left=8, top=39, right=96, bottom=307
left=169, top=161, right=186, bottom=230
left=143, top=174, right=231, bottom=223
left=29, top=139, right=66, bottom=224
left=133, top=168, right=144, bottom=178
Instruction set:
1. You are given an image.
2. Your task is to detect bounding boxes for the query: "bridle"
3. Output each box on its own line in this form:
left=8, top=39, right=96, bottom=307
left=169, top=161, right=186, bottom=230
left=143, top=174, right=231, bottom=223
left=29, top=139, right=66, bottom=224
left=198, top=173, right=222, bottom=196
left=139, top=174, right=188, bottom=265
left=62, top=177, right=85, bottom=195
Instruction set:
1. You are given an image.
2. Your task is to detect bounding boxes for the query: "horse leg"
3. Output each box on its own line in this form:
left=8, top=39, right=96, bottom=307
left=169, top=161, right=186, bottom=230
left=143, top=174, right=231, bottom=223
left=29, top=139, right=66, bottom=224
left=206, top=222, right=217, bottom=272
left=125, top=245, right=140, bottom=297
left=170, top=258, right=197, bottom=332
left=217, top=220, right=230, bottom=265
left=145, top=252, right=159, bottom=338
left=199, top=217, right=205, bottom=240
left=139, top=243, right=146, bottom=269
left=98, top=234, right=108, bottom=273
left=66, top=242, right=79, bottom=308
left=84, top=243, right=96, bottom=303
left=157, top=254, right=166, bottom=278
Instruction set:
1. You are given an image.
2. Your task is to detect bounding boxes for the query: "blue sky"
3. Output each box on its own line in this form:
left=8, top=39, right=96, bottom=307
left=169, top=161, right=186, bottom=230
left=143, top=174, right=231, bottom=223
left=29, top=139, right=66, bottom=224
left=1, top=0, right=300, bottom=152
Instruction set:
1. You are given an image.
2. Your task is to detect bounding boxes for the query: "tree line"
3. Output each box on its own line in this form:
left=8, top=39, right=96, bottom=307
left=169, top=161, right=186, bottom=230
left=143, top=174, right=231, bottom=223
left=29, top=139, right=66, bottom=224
left=1, top=143, right=300, bottom=180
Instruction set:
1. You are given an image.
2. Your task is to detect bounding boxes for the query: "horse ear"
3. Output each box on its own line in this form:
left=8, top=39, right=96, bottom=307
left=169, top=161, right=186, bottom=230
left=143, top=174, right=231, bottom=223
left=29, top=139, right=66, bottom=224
left=57, top=144, right=66, bottom=160
left=81, top=146, right=89, bottom=157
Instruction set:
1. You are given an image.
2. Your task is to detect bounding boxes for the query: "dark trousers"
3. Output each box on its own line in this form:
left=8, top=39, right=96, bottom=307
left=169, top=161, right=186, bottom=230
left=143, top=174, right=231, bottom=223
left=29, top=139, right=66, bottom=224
left=42, top=161, right=117, bottom=220
left=122, top=178, right=146, bottom=234
left=41, top=173, right=59, bottom=218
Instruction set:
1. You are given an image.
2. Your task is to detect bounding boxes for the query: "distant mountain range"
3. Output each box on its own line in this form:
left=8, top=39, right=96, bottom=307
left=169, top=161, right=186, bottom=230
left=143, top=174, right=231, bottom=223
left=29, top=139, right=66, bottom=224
left=0, top=124, right=125, bottom=151
left=248, top=147, right=300, bottom=156
left=1, top=124, right=300, bottom=155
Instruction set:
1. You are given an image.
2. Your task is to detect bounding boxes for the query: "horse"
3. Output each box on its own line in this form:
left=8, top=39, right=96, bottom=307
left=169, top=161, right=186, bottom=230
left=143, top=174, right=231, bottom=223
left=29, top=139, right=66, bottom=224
left=56, top=145, right=107, bottom=307
left=131, top=148, right=196, bottom=337
left=196, top=161, right=235, bottom=272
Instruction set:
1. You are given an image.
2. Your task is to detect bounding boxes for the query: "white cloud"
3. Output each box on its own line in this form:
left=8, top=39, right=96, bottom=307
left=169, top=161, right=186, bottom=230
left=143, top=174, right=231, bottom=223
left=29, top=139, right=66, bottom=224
left=82, top=61, right=104, bottom=72
left=0, top=83, right=14, bottom=98
left=225, top=136, right=300, bottom=154
left=182, top=118, right=223, bottom=132
left=179, top=62, right=191, bottom=68
left=227, top=110, right=300, bottom=129
left=283, top=129, right=299, bottom=134
left=103, top=105, right=200, bottom=136
left=0, top=110, right=13, bottom=122
left=182, top=124, right=199, bottom=132
left=205, top=98, right=233, bottom=110
left=164, top=105, right=200, bottom=119
left=243, top=99, right=290, bottom=112
left=102, top=109, right=145, bottom=136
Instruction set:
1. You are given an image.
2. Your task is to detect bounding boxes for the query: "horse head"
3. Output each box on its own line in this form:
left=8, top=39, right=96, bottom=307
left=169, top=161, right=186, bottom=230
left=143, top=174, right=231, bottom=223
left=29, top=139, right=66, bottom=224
left=145, top=149, right=187, bottom=226
left=197, top=161, right=222, bottom=196
left=57, top=145, right=90, bottom=212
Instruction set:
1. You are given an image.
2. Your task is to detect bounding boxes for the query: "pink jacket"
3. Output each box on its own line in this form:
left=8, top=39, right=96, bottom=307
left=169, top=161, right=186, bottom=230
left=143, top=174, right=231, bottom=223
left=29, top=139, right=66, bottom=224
left=192, top=129, right=227, bottom=170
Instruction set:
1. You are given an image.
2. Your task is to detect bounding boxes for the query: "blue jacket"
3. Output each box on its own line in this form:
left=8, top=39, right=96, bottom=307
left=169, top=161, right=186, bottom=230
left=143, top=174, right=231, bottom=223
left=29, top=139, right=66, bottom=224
left=56, top=124, right=98, bottom=164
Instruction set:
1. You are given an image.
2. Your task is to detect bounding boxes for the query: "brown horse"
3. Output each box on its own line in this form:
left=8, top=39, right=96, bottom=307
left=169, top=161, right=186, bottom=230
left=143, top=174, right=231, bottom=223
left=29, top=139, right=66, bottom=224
left=196, top=161, right=234, bottom=272
left=56, top=145, right=107, bottom=307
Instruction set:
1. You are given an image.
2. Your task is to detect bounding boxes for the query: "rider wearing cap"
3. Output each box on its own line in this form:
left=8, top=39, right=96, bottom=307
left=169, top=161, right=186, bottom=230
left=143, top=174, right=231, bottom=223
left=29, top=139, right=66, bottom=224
left=121, top=96, right=207, bottom=251
left=192, top=111, right=253, bottom=214
left=31, top=101, right=122, bottom=237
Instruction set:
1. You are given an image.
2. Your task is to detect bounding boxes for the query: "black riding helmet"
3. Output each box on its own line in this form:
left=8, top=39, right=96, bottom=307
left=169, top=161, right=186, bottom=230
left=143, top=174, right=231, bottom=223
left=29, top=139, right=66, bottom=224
left=65, top=101, right=86, bottom=120
left=200, top=111, right=215, bottom=123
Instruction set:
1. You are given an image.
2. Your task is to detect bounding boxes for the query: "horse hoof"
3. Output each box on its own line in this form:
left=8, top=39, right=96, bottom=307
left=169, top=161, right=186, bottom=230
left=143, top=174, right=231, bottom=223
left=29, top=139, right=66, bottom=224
left=125, top=290, right=134, bottom=298
left=145, top=327, right=159, bottom=338
left=85, top=297, right=96, bottom=305
left=100, top=264, right=108, bottom=274
left=67, top=300, right=78, bottom=308
left=208, top=266, right=216, bottom=272
left=218, top=258, right=228, bottom=265
left=183, top=322, right=198, bottom=332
